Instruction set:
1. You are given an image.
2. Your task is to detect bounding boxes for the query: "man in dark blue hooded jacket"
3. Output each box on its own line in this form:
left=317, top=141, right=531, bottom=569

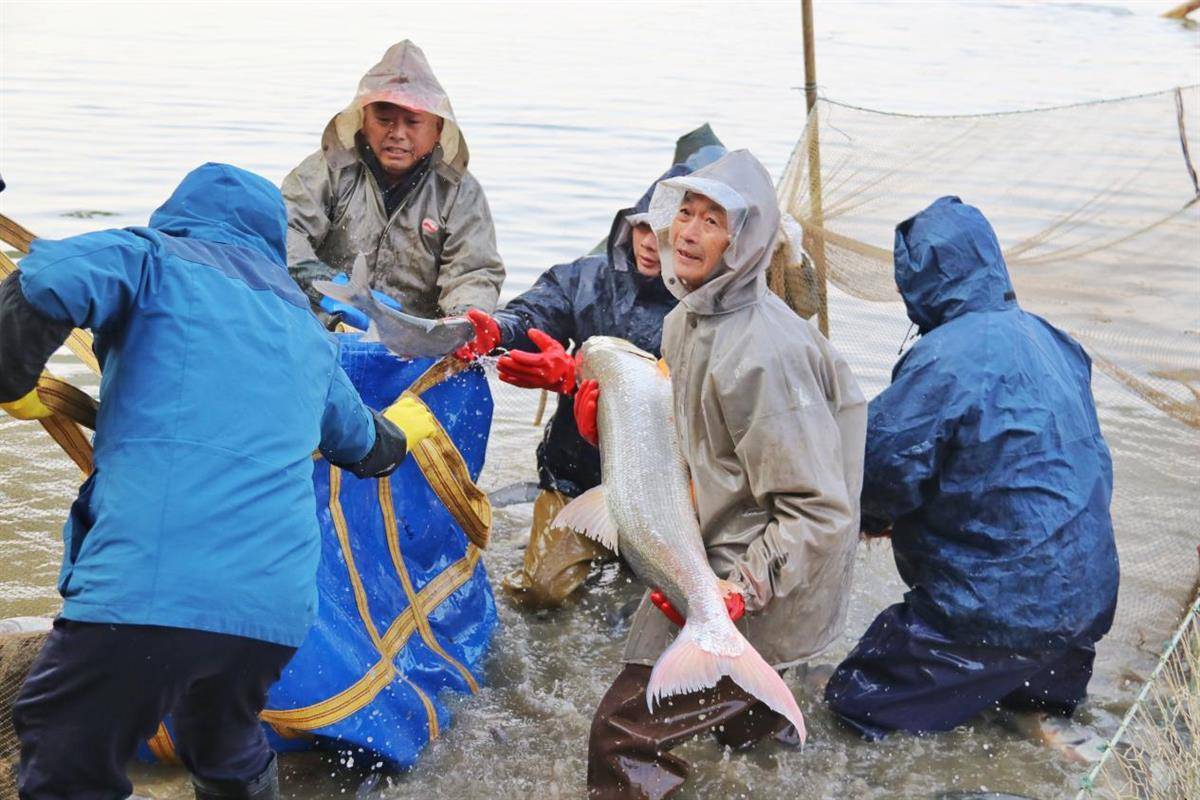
left=471, top=134, right=725, bottom=609
left=0, top=164, right=434, bottom=799
left=824, top=196, right=1119, bottom=739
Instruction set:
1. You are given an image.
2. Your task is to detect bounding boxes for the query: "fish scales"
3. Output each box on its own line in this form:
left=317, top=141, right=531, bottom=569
left=586, top=342, right=733, bottom=633
left=558, top=336, right=807, bottom=740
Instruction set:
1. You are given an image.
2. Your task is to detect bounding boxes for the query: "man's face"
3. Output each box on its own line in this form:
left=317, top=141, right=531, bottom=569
left=630, top=223, right=661, bottom=278
left=669, top=192, right=730, bottom=288
left=361, top=102, right=443, bottom=179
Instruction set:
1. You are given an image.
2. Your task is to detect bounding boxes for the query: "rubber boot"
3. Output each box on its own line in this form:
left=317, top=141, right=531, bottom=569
left=192, top=754, right=279, bottom=800
left=501, top=490, right=613, bottom=610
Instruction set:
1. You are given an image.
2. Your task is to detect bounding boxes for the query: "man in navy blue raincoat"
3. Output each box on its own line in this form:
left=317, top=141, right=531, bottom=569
left=473, top=132, right=725, bottom=610
left=0, top=164, right=434, bottom=799
left=825, top=196, right=1119, bottom=739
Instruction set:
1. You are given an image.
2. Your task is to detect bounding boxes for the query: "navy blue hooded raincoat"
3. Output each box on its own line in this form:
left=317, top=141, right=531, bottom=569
left=864, top=196, right=1119, bottom=652
left=3, top=164, right=393, bottom=647
left=493, top=165, right=692, bottom=497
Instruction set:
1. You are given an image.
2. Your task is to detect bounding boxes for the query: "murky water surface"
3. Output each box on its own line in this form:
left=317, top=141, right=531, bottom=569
left=2, top=2, right=1198, bottom=798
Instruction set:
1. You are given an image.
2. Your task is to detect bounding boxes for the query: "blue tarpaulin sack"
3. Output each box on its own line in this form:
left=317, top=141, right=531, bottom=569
left=139, top=337, right=497, bottom=766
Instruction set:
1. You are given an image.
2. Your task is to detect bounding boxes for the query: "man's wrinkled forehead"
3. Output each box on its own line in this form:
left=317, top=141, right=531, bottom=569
left=679, top=191, right=728, bottom=217
left=367, top=101, right=427, bottom=118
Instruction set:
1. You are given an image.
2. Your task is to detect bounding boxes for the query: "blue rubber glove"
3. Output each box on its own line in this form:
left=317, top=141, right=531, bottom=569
left=318, top=273, right=403, bottom=329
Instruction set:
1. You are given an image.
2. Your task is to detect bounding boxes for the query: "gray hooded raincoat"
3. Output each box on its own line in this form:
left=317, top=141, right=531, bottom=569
left=622, top=150, right=867, bottom=668
left=283, top=41, right=504, bottom=317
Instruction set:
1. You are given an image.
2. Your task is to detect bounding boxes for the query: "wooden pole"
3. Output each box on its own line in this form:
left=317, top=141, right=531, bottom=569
left=801, top=0, right=830, bottom=336
left=802, top=0, right=818, bottom=114
left=1163, top=1, right=1200, bottom=19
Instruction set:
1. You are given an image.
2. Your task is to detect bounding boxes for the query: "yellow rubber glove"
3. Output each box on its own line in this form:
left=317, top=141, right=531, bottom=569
left=1, top=388, right=53, bottom=421
left=382, top=394, right=438, bottom=450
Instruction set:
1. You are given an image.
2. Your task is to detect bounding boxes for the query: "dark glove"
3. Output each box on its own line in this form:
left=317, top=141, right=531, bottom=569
left=317, top=273, right=403, bottom=330
left=496, top=328, right=579, bottom=393
left=573, top=379, right=599, bottom=447
left=649, top=586, right=745, bottom=626
left=453, top=309, right=501, bottom=361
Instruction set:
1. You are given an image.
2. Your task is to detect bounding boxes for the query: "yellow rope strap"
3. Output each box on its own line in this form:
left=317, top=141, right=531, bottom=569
left=378, top=478, right=480, bottom=692
left=324, top=466, right=439, bottom=740
left=32, top=374, right=99, bottom=476
left=146, top=723, right=180, bottom=765
left=257, top=465, right=485, bottom=738
left=403, top=387, right=492, bottom=550
left=401, top=356, right=493, bottom=548
left=260, top=546, right=480, bottom=733
left=312, top=357, right=493, bottom=549
left=0, top=214, right=35, bottom=255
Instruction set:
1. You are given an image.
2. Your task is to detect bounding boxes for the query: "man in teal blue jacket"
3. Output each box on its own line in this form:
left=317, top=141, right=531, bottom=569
left=0, top=164, right=435, bottom=800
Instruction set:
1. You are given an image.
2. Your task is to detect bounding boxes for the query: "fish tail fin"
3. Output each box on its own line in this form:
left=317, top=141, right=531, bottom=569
left=646, top=619, right=807, bottom=745
left=312, top=254, right=375, bottom=308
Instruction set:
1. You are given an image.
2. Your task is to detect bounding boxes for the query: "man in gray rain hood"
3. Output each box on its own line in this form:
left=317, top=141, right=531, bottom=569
left=283, top=40, right=504, bottom=319
left=583, top=150, right=867, bottom=798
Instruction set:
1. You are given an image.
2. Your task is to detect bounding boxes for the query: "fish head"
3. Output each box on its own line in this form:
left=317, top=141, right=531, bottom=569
left=577, top=336, right=658, bottom=383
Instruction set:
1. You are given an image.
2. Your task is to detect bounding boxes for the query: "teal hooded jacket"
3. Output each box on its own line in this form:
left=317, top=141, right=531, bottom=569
left=12, top=163, right=389, bottom=646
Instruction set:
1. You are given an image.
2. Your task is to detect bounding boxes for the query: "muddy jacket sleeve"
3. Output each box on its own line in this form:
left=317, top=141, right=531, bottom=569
left=859, top=347, right=957, bottom=533
left=493, top=258, right=584, bottom=351
left=282, top=151, right=339, bottom=305
left=0, top=272, right=73, bottom=402
left=435, top=174, right=504, bottom=315
left=318, top=365, right=409, bottom=479
left=0, top=231, right=151, bottom=401
left=712, top=362, right=856, bottom=613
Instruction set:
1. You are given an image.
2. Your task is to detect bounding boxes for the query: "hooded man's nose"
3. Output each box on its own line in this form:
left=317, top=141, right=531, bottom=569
left=679, top=218, right=702, bottom=241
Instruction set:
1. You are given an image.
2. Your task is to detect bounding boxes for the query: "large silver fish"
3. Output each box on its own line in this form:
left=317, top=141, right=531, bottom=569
left=313, top=255, right=473, bottom=359
left=554, top=336, right=807, bottom=741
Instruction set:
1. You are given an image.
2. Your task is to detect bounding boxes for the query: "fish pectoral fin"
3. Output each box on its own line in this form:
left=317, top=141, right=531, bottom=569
left=361, top=321, right=382, bottom=343
left=313, top=279, right=354, bottom=304
left=551, top=485, right=619, bottom=555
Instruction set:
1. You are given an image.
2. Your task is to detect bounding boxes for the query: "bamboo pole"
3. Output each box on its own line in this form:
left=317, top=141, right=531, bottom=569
left=1163, top=1, right=1200, bottom=20
left=801, top=0, right=830, bottom=337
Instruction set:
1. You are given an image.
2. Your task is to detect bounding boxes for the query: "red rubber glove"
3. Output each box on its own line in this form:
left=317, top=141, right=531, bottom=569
left=573, top=379, right=599, bottom=447
left=649, top=587, right=745, bottom=626
left=453, top=309, right=501, bottom=361
left=496, top=329, right=578, bottom=393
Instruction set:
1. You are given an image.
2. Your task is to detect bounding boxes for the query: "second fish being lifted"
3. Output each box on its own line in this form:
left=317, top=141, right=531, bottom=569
left=314, top=254, right=474, bottom=359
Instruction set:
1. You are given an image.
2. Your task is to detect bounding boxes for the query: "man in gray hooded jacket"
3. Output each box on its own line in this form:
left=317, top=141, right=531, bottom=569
left=585, top=150, right=866, bottom=798
left=283, top=40, right=504, bottom=318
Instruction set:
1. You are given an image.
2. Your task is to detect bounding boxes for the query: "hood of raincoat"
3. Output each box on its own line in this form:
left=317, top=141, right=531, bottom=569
left=494, top=129, right=725, bottom=499
left=604, top=151, right=724, bottom=277
left=148, top=163, right=287, bottom=265
left=322, top=40, right=469, bottom=176
left=894, top=196, right=1016, bottom=334
left=647, top=149, right=780, bottom=315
